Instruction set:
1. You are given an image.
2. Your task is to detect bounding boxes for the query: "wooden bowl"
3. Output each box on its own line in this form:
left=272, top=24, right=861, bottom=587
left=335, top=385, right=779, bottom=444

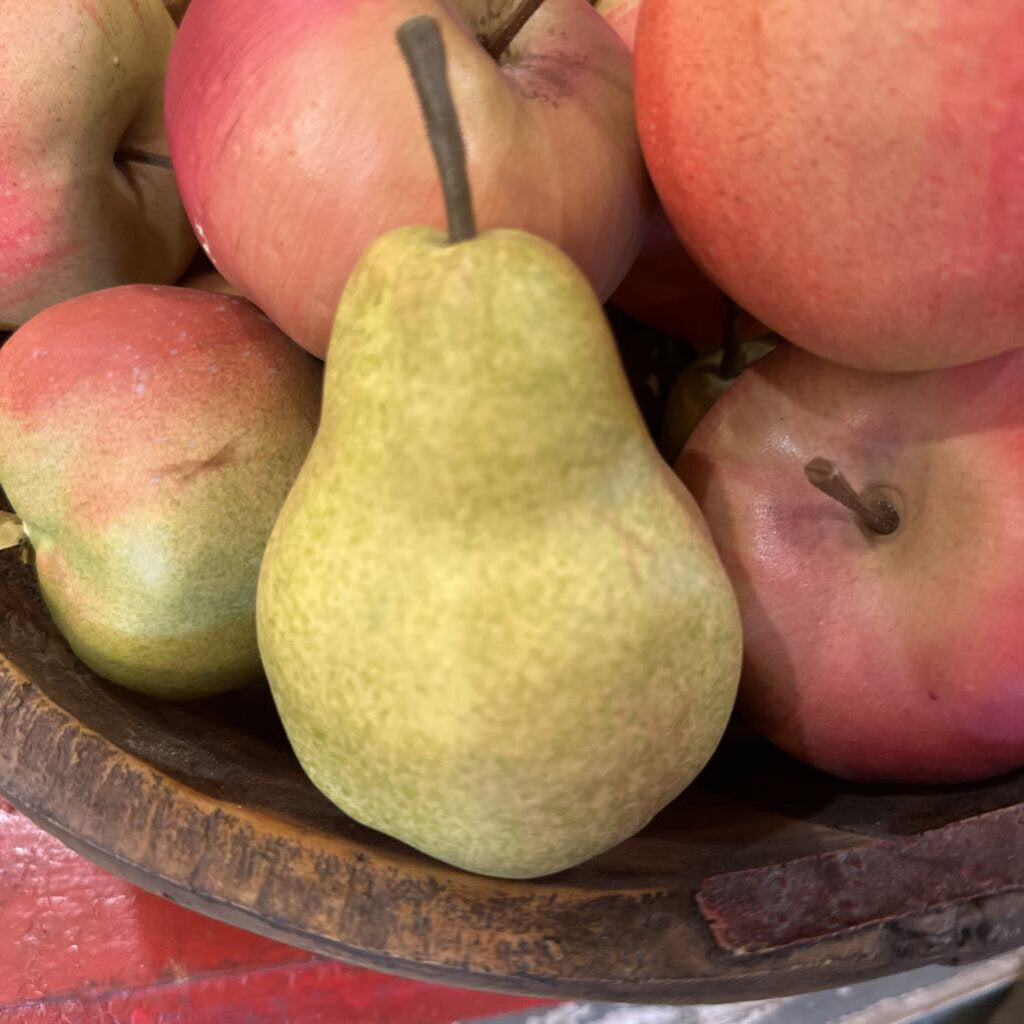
left=1, top=549, right=1022, bottom=1004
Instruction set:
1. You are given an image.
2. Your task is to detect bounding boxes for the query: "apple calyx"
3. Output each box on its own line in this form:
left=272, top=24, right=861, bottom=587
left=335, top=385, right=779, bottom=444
left=397, top=16, right=477, bottom=244
left=482, top=0, right=548, bottom=60
left=115, top=147, right=174, bottom=172
left=0, top=512, right=26, bottom=552
left=804, top=457, right=900, bottom=536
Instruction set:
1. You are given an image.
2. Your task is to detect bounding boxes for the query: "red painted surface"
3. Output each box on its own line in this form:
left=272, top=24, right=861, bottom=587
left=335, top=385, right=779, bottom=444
left=0, top=963, right=548, bottom=1024
left=0, top=798, right=554, bottom=1022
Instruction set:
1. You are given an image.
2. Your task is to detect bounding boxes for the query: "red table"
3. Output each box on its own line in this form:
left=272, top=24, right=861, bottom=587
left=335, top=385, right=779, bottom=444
left=0, top=798, right=555, bottom=1023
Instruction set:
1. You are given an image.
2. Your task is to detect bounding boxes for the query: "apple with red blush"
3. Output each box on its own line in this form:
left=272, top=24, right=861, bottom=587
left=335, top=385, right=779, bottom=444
left=636, top=0, right=1024, bottom=371
left=165, top=0, right=654, bottom=358
left=0, top=0, right=196, bottom=330
left=0, top=286, right=321, bottom=699
left=677, top=343, right=1024, bottom=783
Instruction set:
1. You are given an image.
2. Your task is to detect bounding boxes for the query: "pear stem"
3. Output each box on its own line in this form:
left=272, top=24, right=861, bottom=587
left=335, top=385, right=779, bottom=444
left=115, top=147, right=174, bottom=171
left=804, top=457, right=900, bottom=535
left=719, top=298, right=747, bottom=380
left=397, top=17, right=477, bottom=244
left=482, top=0, right=548, bottom=60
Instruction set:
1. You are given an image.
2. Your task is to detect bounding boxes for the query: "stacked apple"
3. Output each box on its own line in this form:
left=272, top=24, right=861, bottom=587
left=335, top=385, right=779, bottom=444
left=0, top=0, right=1020, bottom=884
left=0, top=1, right=195, bottom=330
left=638, top=0, right=1024, bottom=782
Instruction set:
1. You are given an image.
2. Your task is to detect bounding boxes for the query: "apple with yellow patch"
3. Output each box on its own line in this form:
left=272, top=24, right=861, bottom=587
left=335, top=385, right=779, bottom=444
left=0, top=286, right=321, bottom=699
left=0, top=1, right=196, bottom=330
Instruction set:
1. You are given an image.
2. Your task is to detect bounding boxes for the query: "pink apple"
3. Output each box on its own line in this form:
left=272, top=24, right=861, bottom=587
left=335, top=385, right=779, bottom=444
left=677, top=343, right=1024, bottom=783
left=166, top=0, right=653, bottom=358
left=636, top=0, right=1024, bottom=371
left=0, top=1, right=197, bottom=330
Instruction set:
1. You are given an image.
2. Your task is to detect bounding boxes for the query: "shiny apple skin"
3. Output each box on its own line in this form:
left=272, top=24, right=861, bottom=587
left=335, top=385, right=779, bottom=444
left=677, top=343, right=1024, bottom=783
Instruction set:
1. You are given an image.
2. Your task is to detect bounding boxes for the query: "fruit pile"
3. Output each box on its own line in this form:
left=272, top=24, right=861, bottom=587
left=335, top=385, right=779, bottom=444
left=0, top=0, right=1021, bottom=881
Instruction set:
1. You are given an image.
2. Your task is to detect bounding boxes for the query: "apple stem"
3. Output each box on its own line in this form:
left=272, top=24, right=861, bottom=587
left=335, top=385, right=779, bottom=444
left=397, top=17, right=477, bottom=244
left=115, top=148, right=174, bottom=171
left=482, top=0, right=548, bottom=61
left=804, top=457, right=900, bottom=535
left=719, top=298, right=747, bottom=379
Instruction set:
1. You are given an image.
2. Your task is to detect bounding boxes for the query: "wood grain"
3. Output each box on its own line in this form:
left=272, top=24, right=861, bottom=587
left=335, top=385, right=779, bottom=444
left=0, top=549, right=1021, bottom=1004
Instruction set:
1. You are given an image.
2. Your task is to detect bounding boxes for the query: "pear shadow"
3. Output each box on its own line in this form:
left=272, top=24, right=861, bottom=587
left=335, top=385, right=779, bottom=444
left=679, top=444, right=807, bottom=759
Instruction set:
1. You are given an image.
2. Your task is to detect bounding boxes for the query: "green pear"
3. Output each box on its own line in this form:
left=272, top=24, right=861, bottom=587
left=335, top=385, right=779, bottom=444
left=0, top=286, right=321, bottom=700
left=255, top=16, right=742, bottom=879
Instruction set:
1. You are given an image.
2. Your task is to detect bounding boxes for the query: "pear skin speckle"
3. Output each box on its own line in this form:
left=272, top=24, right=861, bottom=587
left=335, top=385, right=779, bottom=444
left=257, top=228, right=742, bottom=878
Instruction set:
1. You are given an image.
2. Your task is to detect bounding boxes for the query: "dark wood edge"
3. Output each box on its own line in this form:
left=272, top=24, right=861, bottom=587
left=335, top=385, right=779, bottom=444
left=2, top=650, right=1023, bottom=1004
left=16, top=780, right=1024, bottom=1005
left=0, top=661, right=571, bottom=997
left=7, top=796, right=554, bottom=998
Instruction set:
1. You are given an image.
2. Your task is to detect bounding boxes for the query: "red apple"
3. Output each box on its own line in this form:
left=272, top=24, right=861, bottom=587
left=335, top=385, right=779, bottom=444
left=594, top=0, right=726, bottom=350
left=608, top=205, right=729, bottom=351
left=0, top=286, right=321, bottom=698
left=636, top=0, right=1024, bottom=372
left=0, top=1, right=196, bottom=330
left=677, top=343, right=1024, bottom=783
left=166, top=0, right=654, bottom=358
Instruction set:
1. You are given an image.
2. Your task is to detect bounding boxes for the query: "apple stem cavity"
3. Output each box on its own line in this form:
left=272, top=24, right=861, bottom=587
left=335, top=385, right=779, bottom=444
left=397, top=16, right=477, bottom=244
left=482, top=0, right=548, bottom=60
left=115, top=147, right=174, bottom=172
left=804, top=458, right=900, bottom=535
